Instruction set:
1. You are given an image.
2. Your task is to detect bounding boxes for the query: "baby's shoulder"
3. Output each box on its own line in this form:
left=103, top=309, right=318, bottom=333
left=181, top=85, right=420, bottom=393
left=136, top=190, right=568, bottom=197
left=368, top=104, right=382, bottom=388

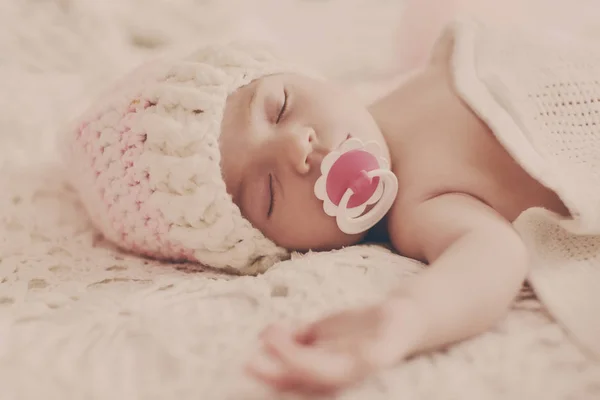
left=384, top=185, right=439, bottom=262
left=385, top=187, right=502, bottom=262
left=386, top=143, right=498, bottom=259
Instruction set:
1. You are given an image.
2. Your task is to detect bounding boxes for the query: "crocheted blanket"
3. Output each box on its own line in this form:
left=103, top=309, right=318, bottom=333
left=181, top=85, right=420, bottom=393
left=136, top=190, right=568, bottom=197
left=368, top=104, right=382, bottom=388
left=1, top=1, right=599, bottom=399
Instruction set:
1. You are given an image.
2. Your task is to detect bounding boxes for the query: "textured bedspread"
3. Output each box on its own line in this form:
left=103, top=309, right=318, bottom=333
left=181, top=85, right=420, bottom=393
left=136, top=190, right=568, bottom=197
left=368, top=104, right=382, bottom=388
left=1, top=1, right=599, bottom=399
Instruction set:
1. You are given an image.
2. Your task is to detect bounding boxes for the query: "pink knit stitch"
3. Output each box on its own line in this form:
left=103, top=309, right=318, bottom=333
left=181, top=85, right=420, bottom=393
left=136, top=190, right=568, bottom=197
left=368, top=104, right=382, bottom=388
left=71, top=101, right=190, bottom=262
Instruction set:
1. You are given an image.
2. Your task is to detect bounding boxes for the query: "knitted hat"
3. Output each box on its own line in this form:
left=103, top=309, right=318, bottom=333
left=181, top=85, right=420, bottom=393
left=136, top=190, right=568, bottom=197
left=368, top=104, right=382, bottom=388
left=62, top=42, right=308, bottom=274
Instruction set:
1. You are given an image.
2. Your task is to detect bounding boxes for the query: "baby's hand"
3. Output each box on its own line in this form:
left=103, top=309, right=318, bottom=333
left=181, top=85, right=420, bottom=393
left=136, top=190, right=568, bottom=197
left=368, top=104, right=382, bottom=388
left=246, top=298, right=422, bottom=395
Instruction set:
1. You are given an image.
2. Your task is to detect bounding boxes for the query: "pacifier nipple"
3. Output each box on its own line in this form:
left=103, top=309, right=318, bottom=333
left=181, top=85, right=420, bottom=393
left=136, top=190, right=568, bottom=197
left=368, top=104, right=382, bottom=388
left=314, top=138, right=398, bottom=235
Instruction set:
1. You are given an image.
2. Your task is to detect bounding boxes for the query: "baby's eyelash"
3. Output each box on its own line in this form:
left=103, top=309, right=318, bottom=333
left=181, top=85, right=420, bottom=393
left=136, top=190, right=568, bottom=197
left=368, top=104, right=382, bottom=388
left=267, top=173, right=275, bottom=217
left=276, top=90, right=288, bottom=124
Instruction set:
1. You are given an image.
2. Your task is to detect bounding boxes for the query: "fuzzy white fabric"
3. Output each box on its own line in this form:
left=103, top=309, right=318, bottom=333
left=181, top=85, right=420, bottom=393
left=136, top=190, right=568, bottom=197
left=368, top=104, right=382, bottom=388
left=451, top=19, right=600, bottom=358
left=1, top=1, right=600, bottom=400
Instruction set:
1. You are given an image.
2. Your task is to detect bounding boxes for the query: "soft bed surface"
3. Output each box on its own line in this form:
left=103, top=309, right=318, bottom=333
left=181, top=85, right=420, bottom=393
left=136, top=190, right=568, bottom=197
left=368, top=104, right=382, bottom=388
left=1, top=1, right=599, bottom=399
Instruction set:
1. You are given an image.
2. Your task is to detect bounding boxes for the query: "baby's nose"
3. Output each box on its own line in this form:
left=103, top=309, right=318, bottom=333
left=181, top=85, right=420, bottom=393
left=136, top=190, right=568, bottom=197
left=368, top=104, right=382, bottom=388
left=283, top=126, right=316, bottom=175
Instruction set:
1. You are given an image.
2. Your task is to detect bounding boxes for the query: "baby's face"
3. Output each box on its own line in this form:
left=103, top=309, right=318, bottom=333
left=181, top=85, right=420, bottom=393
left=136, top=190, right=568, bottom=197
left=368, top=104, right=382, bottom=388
left=219, top=73, right=388, bottom=252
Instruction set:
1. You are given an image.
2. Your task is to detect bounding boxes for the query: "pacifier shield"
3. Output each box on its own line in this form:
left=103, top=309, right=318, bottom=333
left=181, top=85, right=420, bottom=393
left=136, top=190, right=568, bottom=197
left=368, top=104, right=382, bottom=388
left=314, top=137, right=398, bottom=232
left=325, top=149, right=380, bottom=208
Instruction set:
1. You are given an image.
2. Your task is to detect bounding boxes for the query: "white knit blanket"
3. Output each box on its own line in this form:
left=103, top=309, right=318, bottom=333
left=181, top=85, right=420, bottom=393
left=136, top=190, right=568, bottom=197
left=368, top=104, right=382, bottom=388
left=451, top=19, right=600, bottom=360
left=1, top=1, right=599, bottom=399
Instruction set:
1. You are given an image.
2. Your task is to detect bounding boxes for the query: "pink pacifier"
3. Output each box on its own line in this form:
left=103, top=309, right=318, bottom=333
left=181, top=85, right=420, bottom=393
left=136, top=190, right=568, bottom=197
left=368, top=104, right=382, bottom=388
left=314, top=137, right=398, bottom=235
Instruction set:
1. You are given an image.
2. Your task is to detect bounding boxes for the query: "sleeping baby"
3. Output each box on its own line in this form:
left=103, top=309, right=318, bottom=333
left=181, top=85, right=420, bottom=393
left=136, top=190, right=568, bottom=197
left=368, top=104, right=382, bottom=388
left=61, top=17, right=600, bottom=396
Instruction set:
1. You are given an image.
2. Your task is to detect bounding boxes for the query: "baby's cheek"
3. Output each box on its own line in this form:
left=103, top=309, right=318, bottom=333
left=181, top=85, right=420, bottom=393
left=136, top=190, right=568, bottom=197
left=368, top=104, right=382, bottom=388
left=301, top=212, right=362, bottom=251
left=265, top=204, right=332, bottom=251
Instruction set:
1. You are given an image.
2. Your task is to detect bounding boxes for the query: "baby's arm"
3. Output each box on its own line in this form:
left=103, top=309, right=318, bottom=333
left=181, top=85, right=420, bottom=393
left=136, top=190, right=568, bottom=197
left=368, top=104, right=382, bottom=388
left=390, top=193, right=528, bottom=356
left=247, top=193, right=528, bottom=395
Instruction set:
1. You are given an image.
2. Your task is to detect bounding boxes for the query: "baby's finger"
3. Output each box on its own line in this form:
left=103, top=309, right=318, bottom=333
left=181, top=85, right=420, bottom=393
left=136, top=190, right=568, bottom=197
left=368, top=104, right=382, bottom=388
left=263, top=326, right=359, bottom=390
left=294, top=323, right=318, bottom=345
left=245, top=352, right=299, bottom=392
left=260, top=325, right=297, bottom=357
left=294, top=311, right=355, bottom=344
left=246, top=351, right=341, bottom=395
